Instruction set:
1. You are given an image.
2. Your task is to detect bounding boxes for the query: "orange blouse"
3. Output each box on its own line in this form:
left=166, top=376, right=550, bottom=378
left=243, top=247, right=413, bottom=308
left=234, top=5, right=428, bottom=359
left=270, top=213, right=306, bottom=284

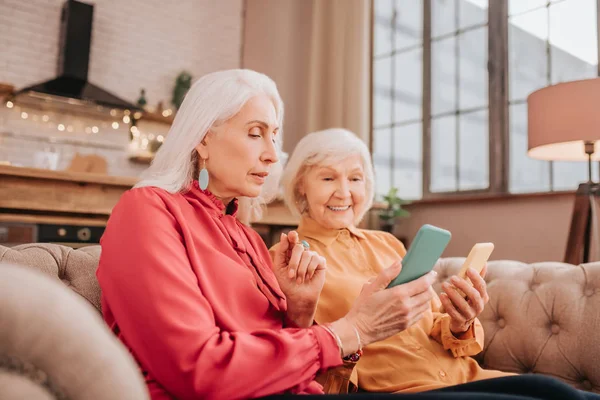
left=286, top=216, right=512, bottom=393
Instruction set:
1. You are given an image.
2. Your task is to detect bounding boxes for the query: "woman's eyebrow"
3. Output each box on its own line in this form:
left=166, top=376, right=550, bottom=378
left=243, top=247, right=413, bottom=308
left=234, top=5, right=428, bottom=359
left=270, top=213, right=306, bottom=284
left=245, top=120, right=279, bottom=131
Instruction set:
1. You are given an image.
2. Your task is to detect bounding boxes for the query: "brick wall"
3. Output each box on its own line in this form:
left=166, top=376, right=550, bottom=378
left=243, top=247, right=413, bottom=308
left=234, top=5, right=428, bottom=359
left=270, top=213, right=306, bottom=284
left=0, top=0, right=243, bottom=177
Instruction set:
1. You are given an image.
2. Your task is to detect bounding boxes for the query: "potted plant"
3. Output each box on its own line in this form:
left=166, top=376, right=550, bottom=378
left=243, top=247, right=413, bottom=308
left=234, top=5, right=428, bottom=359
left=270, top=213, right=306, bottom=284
left=378, top=187, right=411, bottom=234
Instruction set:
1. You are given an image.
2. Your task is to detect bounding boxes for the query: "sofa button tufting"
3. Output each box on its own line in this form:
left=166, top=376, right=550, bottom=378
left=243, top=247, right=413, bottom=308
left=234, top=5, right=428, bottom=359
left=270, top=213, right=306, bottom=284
left=497, top=318, right=506, bottom=328
left=551, top=324, right=560, bottom=334
left=585, top=288, right=594, bottom=297
left=530, top=283, right=539, bottom=291
left=582, top=380, right=593, bottom=390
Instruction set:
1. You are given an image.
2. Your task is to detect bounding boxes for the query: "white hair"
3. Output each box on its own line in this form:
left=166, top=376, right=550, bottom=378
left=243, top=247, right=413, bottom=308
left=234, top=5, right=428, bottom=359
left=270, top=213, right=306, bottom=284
left=135, top=69, right=285, bottom=224
left=281, top=128, right=375, bottom=225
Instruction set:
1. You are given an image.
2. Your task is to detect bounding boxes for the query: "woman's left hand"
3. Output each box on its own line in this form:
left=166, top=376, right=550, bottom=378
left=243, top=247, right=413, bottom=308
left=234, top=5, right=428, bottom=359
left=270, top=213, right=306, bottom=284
left=439, top=264, right=490, bottom=334
left=271, top=231, right=327, bottom=327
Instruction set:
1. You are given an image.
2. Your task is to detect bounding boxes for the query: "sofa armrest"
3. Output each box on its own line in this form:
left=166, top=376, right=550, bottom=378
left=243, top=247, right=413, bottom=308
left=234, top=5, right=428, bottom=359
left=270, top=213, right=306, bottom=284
left=433, top=258, right=600, bottom=393
left=0, top=262, right=149, bottom=400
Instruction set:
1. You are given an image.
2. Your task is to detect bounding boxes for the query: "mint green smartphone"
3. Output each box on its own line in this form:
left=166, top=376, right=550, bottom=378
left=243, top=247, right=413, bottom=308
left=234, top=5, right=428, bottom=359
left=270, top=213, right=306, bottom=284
left=386, top=224, right=452, bottom=288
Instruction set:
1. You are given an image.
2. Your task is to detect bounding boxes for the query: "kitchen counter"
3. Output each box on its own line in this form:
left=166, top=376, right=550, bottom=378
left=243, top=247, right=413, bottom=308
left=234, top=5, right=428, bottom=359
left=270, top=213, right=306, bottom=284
left=0, top=165, right=137, bottom=220
left=0, top=165, right=298, bottom=246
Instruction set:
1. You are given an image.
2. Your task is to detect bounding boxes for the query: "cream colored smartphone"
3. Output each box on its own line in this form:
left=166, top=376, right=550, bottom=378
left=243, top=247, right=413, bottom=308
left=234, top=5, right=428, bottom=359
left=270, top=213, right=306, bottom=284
left=455, top=242, right=494, bottom=296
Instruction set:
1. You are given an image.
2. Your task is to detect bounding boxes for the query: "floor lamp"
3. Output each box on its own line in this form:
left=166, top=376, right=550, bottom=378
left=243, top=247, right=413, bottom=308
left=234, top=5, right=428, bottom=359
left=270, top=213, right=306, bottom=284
left=528, top=78, right=600, bottom=265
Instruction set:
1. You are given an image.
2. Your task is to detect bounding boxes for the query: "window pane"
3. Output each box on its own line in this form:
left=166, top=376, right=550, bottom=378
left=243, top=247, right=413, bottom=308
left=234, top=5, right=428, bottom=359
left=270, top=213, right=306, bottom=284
left=459, top=110, right=489, bottom=190
left=373, top=56, right=393, bottom=127
left=394, top=48, right=422, bottom=123
left=374, top=0, right=394, bottom=57
left=509, top=103, right=551, bottom=193
left=508, top=9, right=549, bottom=102
left=431, top=115, right=457, bottom=192
left=509, top=0, right=548, bottom=16
left=394, top=123, right=423, bottom=199
left=432, top=37, right=456, bottom=116
left=458, top=27, right=488, bottom=110
left=432, top=0, right=456, bottom=38
left=549, top=0, right=597, bottom=84
left=373, top=128, right=392, bottom=195
left=394, top=0, right=422, bottom=50
left=552, top=161, right=593, bottom=191
left=459, top=0, right=488, bottom=30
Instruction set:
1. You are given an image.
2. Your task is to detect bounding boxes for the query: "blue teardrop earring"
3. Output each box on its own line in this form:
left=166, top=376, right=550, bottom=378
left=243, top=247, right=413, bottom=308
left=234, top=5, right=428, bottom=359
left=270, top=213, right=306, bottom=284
left=199, top=158, right=209, bottom=190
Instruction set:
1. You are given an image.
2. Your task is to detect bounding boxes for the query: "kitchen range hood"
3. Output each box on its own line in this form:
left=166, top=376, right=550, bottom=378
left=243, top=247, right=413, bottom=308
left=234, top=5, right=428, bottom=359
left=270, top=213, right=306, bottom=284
left=12, top=0, right=141, bottom=114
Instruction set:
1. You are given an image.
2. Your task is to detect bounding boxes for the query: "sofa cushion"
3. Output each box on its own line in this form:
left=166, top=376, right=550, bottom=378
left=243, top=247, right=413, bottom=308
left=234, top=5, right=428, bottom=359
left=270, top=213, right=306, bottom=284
left=434, top=258, right=600, bottom=393
left=0, top=244, right=101, bottom=311
left=0, top=370, right=54, bottom=400
left=0, top=262, right=149, bottom=399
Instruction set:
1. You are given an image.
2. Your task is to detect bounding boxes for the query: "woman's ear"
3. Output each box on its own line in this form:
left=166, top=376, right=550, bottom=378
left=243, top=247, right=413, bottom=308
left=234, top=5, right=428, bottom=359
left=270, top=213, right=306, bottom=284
left=195, top=131, right=213, bottom=160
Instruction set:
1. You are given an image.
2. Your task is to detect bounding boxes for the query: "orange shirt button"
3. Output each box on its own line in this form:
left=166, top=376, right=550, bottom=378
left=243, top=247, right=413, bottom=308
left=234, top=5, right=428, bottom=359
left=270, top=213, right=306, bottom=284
left=439, top=370, right=447, bottom=378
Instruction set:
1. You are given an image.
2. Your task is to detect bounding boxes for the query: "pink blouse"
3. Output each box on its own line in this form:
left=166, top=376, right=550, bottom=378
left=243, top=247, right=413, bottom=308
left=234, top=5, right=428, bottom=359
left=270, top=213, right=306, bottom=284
left=96, top=181, right=342, bottom=400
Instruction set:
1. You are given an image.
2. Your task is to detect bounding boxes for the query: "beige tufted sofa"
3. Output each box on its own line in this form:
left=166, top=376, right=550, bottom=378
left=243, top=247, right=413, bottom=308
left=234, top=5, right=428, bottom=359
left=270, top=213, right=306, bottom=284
left=1, top=244, right=599, bottom=398
left=435, top=257, right=600, bottom=393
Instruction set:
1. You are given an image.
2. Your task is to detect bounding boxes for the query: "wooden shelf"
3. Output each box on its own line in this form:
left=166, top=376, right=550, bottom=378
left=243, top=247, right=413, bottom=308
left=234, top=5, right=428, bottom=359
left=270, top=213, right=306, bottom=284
left=136, top=110, right=175, bottom=125
left=0, top=165, right=138, bottom=187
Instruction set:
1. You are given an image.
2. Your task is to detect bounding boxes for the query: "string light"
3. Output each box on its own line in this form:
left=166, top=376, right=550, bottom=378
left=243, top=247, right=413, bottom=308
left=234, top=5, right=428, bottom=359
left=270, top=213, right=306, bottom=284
left=4, top=101, right=166, bottom=159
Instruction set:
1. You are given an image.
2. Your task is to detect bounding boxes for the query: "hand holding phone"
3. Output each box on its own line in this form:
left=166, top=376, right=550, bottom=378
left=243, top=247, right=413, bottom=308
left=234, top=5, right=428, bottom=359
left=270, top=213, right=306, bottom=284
left=454, top=242, right=494, bottom=297
left=387, top=224, right=452, bottom=289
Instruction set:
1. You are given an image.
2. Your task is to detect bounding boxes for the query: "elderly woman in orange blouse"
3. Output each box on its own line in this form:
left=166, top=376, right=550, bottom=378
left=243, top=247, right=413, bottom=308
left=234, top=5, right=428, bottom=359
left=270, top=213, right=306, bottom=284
left=273, top=128, right=599, bottom=399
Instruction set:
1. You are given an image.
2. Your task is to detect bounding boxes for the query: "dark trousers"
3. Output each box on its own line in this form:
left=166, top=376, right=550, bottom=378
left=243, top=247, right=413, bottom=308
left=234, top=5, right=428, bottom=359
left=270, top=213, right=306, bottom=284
left=264, top=375, right=599, bottom=399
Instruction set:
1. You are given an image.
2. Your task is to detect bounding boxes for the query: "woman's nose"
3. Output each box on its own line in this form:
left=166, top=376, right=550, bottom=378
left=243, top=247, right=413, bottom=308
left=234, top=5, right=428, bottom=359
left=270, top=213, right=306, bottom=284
left=261, top=138, right=279, bottom=164
left=336, top=181, right=350, bottom=197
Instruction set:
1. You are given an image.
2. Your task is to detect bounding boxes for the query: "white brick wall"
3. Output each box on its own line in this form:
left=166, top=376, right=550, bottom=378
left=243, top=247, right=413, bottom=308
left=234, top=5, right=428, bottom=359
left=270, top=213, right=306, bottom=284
left=1, top=0, right=243, bottom=106
left=0, top=0, right=243, bottom=177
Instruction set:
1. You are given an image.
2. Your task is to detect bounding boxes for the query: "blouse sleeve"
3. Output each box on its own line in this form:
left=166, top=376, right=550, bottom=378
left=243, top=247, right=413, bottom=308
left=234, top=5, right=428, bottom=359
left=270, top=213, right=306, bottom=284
left=429, top=289, right=485, bottom=357
left=97, top=189, right=342, bottom=400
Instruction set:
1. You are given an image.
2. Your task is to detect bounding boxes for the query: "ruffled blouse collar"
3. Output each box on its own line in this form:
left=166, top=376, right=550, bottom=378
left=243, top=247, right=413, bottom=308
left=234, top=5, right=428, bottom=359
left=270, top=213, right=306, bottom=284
left=187, top=180, right=239, bottom=216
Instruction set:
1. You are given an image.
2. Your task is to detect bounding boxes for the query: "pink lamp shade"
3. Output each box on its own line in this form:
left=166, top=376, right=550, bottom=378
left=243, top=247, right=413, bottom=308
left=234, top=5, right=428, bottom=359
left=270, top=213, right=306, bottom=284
left=527, top=77, right=600, bottom=161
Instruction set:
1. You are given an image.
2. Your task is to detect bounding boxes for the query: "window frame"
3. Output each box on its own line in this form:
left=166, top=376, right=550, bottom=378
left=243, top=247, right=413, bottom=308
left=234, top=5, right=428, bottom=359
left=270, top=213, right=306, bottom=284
left=370, top=0, right=600, bottom=200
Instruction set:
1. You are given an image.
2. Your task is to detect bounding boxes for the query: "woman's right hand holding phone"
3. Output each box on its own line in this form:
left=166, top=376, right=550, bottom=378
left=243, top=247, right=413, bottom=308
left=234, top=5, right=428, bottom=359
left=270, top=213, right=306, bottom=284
left=328, top=261, right=437, bottom=356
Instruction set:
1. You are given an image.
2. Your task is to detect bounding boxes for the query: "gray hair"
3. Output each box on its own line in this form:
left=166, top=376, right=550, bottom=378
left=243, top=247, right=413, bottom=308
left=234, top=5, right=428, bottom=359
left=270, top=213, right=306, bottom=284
left=281, top=128, right=375, bottom=224
left=135, top=69, right=284, bottom=224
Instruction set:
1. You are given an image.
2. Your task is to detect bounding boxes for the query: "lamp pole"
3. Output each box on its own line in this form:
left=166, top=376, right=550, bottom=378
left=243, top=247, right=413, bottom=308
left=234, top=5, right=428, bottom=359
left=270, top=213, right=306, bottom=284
left=585, top=141, right=595, bottom=183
